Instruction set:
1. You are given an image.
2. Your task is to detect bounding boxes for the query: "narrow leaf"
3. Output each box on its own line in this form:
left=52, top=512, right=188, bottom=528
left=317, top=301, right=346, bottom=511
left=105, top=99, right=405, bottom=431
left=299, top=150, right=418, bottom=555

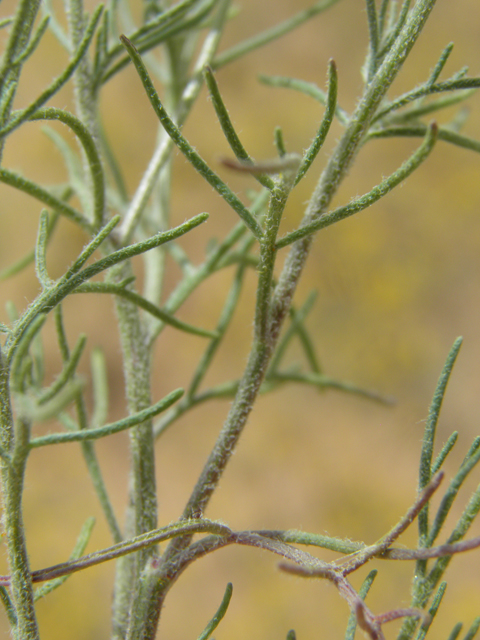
left=344, top=570, right=378, bottom=640
left=268, top=291, right=320, bottom=375
left=35, top=210, right=51, bottom=289
left=37, top=334, right=87, bottom=405
left=365, top=0, right=379, bottom=81
left=464, top=618, right=480, bottom=640
left=373, top=75, right=480, bottom=124
left=418, top=337, right=463, bottom=540
left=42, top=126, right=88, bottom=213
left=427, top=42, right=455, bottom=86
left=414, top=582, right=447, bottom=640
left=0, top=167, right=93, bottom=233
left=276, top=122, right=438, bottom=249
left=60, top=215, right=120, bottom=284
left=274, top=126, right=287, bottom=157
left=447, top=623, right=463, bottom=640
left=34, top=518, right=96, bottom=600
left=0, top=5, right=104, bottom=137
left=428, top=483, right=480, bottom=590
left=29, top=388, right=185, bottom=447
left=187, top=262, right=247, bottom=401
left=367, top=124, right=480, bottom=154
left=431, top=432, right=458, bottom=475
left=74, top=282, right=218, bottom=339
left=213, top=0, right=344, bottom=69
left=90, top=347, right=109, bottom=429
left=10, top=314, right=46, bottom=392
left=294, top=60, right=338, bottom=185
left=31, top=107, right=106, bottom=229
left=203, top=65, right=274, bottom=191
left=197, top=582, right=233, bottom=640
left=120, top=35, right=264, bottom=239
left=13, top=16, right=50, bottom=66
left=259, top=73, right=349, bottom=126
left=0, top=586, right=16, bottom=626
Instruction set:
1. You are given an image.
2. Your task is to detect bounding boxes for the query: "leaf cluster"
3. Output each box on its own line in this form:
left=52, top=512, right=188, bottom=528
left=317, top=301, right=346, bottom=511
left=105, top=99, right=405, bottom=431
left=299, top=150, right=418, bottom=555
left=0, top=0, right=479, bottom=639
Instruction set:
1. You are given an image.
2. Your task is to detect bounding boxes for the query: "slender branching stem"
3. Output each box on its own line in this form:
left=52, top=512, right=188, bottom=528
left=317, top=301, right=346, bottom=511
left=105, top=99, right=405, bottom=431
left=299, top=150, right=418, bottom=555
left=0, top=349, right=39, bottom=639
left=1, top=1, right=480, bottom=638
left=0, top=0, right=42, bottom=162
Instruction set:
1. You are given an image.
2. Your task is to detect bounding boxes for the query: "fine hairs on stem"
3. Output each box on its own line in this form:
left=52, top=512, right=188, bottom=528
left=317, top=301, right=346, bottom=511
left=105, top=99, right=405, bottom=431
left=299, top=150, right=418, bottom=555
left=0, top=1, right=479, bottom=639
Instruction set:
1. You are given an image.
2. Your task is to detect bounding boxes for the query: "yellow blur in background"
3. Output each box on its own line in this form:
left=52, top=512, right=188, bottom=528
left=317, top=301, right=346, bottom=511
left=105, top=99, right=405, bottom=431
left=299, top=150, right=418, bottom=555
left=0, top=0, right=480, bottom=638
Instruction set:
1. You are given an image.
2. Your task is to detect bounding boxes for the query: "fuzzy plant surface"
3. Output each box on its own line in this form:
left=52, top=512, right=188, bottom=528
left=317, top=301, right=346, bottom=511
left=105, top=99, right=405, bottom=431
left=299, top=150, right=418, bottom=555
left=0, top=0, right=480, bottom=639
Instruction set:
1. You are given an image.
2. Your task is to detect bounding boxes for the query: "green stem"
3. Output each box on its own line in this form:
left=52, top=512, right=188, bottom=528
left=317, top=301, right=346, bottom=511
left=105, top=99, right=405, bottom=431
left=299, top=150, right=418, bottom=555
left=109, top=261, right=158, bottom=636
left=30, top=388, right=183, bottom=447
left=28, top=107, right=106, bottom=230
left=120, top=34, right=264, bottom=241
left=276, top=122, right=437, bottom=249
left=0, top=5, right=103, bottom=139
left=270, top=0, right=438, bottom=336
left=0, top=0, right=42, bottom=162
left=148, top=0, right=440, bottom=624
left=152, top=180, right=291, bottom=622
left=179, top=176, right=290, bottom=520
left=0, top=349, right=39, bottom=639
left=67, top=0, right=98, bottom=137
left=0, top=166, right=93, bottom=233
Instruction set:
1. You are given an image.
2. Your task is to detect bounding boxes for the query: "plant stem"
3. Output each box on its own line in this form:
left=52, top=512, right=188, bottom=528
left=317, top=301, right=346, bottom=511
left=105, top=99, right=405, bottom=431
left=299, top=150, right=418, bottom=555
left=150, top=0, right=440, bottom=623
left=0, top=0, right=42, bottom=164
left=110, top=261, right=158, bottom=639
left=0, top=349, right=39, bottom=639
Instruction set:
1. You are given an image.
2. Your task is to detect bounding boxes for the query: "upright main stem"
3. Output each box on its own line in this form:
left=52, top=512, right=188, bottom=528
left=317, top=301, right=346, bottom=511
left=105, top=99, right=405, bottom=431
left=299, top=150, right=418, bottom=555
left=112, top=10, right=211, bottom=637
left=0, top=350, right=39, bottom=640
left=110, top=262, right=158, bottom=640
left=151, top=0, right=439, bottom=626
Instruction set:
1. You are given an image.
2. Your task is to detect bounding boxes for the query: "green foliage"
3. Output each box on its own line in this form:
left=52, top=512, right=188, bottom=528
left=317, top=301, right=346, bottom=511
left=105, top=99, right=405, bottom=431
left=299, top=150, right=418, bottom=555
left=0, top=1, right=479, bottom=639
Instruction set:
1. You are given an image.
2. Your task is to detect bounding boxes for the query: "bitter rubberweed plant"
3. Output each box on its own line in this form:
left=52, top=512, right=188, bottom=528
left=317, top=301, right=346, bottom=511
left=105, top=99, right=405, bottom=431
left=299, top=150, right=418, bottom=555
left=0, top=0, right=479, bottom=638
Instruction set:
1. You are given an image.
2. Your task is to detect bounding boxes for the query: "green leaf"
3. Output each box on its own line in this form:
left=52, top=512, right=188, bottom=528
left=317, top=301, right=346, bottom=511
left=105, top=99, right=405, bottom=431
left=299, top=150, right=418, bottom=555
left=197, top=582, right=233, bottom=640
left=204, top=65, right=274, bottom=191
left=447, top=623, right=464, bottom=640
left=0, top=5, right=104, bottom=138
left=418, top=337, right=463, bottom=540
left=344, top=570, right=377, bottom=640
left=31, top=107, right=106, bottom=229
left=29, top=388, right=185, bottom=447
left=120, top=35, right=264, bottom=240
left=0, top=167, right=93, bottom=233
left=37, top=334, right=87, bottom=406
left=34, top=518, right=96, bottom=601
left=464, top=618, right=480, bottom=640
left=90, top=348, right=109, bottom=429
left=74, top=282, right=218, bottom=339
left=294, top=60, right=338, bottom=185
left=276, top=122, right=438, bottom=249
left=34, top=210, right=52, bottom=290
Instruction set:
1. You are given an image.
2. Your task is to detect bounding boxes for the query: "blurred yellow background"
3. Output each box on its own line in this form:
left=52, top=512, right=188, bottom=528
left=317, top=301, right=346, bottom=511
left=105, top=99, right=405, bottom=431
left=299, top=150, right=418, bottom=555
left=0, top=0, right=480, bottom=638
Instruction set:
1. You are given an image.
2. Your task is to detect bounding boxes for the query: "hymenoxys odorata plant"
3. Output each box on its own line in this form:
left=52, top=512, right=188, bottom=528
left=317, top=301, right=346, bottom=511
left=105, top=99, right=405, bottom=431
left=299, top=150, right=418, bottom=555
left=0, top=0, right=479, bottom=638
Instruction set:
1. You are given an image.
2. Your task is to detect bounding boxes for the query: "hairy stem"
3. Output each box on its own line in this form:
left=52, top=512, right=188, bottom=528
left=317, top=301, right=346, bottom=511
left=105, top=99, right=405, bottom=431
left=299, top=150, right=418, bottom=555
left=110, top=262, right=158, bottom=639
left=0, top=0, right=42, bottom=163
left=0, top=349, right=39, bottom=639
left=149, top=0, right=441, bottom=622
